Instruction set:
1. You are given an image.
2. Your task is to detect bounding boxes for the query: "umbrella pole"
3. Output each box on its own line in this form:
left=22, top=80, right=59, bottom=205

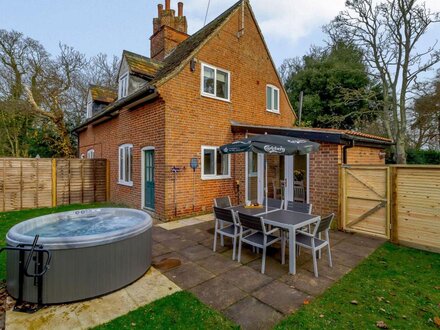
left=265, top=155, right=268, bottom=214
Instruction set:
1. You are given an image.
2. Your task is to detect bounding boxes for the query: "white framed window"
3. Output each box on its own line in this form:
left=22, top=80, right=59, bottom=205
left=118, top=73, right=129, bottom=99
left=266, top=84, right=280, bottom=113
left=118, top=144, right=133, bottom=186
left=86, top=149, right=95, bottom=159
left=201, top=146, right=230, bottom=180
left=86, top=99, right=93, bottom=118
left=201, top=63, right=230, bottom=101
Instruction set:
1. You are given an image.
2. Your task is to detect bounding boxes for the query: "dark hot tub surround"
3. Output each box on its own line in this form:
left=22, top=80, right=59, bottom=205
left=6, top=208, right=152, bottom=304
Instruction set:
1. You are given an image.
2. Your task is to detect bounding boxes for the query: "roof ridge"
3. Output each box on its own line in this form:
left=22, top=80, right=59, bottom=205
left=89, top=84, right=117, bottom=91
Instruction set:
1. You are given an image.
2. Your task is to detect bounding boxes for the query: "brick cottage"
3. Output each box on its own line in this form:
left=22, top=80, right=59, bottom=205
left=75, top=0, right=392, bottom=221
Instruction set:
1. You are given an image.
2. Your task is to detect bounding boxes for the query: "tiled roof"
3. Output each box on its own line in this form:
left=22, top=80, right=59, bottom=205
left=292, top=127, right=393, bottom=143
left=89, top=85, right=117, bottom=103
left=230, top=121, right=394, bottom=145
left=123, top=50, right=164, bottom=79
left=151, top=0, right=244, bottom=85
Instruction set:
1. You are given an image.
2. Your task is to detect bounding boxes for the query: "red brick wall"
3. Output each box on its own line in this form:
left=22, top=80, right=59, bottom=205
left=157, top=4, right=295, bottom=219
left=346, top=146, right=385, bottom=164
left=79, top=4, right=295, bottom=221
left=309, top=143, right=341, bottom=220
left=309, top=144, right=385, bottom=225
left=79, top=99, right=166, bottom=217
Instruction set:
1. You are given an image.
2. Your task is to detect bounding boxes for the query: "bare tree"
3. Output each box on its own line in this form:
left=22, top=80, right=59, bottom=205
left=326, top=0, right=440, bottom=163
left=25, top=44, right=88, bottom=157
left=410, top=73, right=440, bottom=149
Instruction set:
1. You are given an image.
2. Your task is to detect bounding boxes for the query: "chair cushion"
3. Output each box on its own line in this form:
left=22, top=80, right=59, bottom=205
left=242, top=232, right=279, bottom=246
left=296, top=233, right=326, bottom=248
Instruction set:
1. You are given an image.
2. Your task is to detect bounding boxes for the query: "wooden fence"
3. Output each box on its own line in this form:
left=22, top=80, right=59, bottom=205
left=0, top=158, right=109, bottom=212
left=341, top=165, right=440, bottom=253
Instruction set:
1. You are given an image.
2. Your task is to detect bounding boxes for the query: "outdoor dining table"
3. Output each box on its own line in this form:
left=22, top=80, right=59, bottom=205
left=259, top=209, right=320, bottom=275
left=228, top=206, right=320, bottom=275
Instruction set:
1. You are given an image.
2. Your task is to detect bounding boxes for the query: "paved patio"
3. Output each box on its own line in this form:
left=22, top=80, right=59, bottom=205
left=153, top=214, right=386, bottom=330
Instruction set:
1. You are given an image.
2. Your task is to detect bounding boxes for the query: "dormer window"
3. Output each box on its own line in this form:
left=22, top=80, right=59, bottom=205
left=86, top=99, right=93, bottom=118
left=118, top=73, right=129, bottom=99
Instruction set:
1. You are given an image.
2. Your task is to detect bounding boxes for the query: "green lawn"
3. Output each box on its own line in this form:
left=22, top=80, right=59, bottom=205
left=0, top=203, right=116, bottom=280
left=95, top=291, right=238, bottom=330
left=276, top=242, right=440, bottom=329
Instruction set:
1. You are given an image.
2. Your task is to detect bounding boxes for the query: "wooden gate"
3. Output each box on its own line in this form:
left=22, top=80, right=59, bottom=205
left=341, top=165, right=391, bottom=239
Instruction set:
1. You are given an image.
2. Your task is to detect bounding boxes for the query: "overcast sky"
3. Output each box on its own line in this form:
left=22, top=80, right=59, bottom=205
left=1, top=0, right=440, bottom=72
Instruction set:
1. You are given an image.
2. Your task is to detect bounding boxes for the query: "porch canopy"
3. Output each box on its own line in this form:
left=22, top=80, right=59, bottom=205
left=220, top=134, right=320, bottom=212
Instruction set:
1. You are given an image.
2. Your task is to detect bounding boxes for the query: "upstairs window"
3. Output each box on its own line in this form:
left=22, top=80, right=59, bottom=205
left=201, top=146, right=230, bottom=180
left=118, top=144, right=133, bottom=186
left=86, top=149, right=95, bottom=159
left=201, top=63, right=230, bottom=101
left=266, top=85, right=280, bottom=113
left=118, top=73, right=129, bottom=99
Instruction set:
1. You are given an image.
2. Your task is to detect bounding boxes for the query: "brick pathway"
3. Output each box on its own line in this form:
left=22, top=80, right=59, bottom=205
left=152, top=217, right=385, bottom=330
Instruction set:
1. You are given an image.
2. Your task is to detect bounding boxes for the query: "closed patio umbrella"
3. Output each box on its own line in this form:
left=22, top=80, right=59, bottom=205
left=220, top=135, right=320, bottom=212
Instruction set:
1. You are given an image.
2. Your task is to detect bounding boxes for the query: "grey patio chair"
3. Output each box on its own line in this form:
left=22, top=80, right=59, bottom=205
left=295, top=213, right=335, bottom=277
left=286, top=200, right=313, bottom=233
left=213, top=196, right=232, bottom=208
left=263, top=197, right=284, bottom=209
left=236, top=212, right=285, bottom=274
left=286, top=201, right=312, bottom=214
left=213, top=207, right=247, bottom=260
left=213, top=196, right=232, bottom=246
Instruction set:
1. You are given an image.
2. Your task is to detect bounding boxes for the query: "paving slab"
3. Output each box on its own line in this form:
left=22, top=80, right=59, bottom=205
left=157, top=215, right=213, bottom=230
left=5, top=267, right=180, bottom=330
left=224, top=296, right=283, bottom=330
left=279, top=269, right=334, bottom=296
left=247, top=257, right=289, bottom=280
left=332, top=240, right=378, bottom=258
left=253, top=280, right=311, bottom=315
left=326, top=249, right=366, bottom=268
left=196, top=254, right=241, bottom=275
left=152, top=229, right=180, bottom=243
left=222, top=246, right=260, bottom=264
left=171, top=227, right=212, bottom=242
left=152, top=242, right=173, bottom=258
left=179, top=244, right=215, bottom=261
left=190, top=277, right=247, bottom=311
left=343, top=233, right=386, bottom=249
left=301, top=260, right=352, bottom=281
left=217, top=266, right=273, bottom=293
left=164, top=262, right=215, bottom=289
left=160, top=238, right=198, bottom=251
left=199, top=237, right=230, bottom=253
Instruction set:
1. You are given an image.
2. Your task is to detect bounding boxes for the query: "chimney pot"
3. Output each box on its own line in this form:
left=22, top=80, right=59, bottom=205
left=178, top=2, right=183, bottom=17
left=165, top=0, right=170, bottom=10
left=157, top=4, right=163, bottom=16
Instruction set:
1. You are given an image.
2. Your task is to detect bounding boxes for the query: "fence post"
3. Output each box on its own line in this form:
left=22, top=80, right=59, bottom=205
left=106, top=159, right=110, bottom=202
left=51, top=159, right=57, bottom=207
left=390, top=166, right=398, bottom=243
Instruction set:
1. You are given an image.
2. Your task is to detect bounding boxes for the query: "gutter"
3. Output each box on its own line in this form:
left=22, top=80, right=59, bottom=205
left=73, top=85, right=157, bottom=132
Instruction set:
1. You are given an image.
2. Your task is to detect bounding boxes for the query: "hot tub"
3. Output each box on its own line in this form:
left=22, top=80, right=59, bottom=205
left=6, top=208, right=152, bottom=304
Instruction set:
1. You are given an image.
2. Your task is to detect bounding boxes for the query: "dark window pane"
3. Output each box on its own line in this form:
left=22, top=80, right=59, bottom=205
left=216, top=70, right=228, bottom=99
left=203, top=149, right=215, bottom=175
left=203, top=66, right=215, bottom=95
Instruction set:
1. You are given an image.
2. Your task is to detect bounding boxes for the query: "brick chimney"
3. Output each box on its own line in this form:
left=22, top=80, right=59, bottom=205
left=150, top=1, right=189, bottom=61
